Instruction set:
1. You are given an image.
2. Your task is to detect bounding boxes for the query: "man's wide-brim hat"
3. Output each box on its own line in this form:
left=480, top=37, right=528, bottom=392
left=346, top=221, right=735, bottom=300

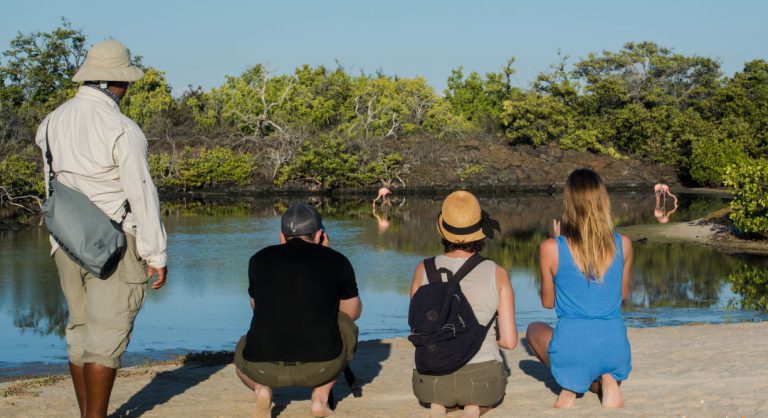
left=437, top=190, right=500, bottom=243
left=72, top=39, right=144, bottom=83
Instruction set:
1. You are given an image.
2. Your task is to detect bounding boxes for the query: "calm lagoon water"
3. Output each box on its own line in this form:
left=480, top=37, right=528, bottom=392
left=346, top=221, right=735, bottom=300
left=1, top=193, right=767, bottom=377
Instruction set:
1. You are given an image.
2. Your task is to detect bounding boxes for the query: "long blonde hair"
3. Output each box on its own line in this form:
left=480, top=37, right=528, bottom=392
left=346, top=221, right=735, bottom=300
left=561, top=169, right=615, bottom=281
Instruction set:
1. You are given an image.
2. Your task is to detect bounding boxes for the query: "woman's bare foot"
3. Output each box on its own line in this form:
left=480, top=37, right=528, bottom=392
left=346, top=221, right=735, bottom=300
left=252, top=387, right=272, bottom=418
left=554, top=389, right=576, bottom=408
left=429, top=403, right=447, bottom=417
left=310, top=401, right=332, bottom=417
left=460, top=405, right=481, bottom=418
left=600, top=374, right=624, bottom=408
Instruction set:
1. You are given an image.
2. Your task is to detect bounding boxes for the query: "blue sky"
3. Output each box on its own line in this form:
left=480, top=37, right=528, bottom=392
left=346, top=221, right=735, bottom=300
left=2, top=0, right=766, bottom=93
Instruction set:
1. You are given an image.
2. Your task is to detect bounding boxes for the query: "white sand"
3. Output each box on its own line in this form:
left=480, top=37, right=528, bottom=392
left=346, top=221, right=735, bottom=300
left=2, top=322, right=767, bottom=417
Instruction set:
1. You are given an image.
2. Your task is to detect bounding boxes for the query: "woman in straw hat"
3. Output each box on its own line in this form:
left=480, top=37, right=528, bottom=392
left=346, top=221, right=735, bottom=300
left=526, top=169, right=633, bottom=408
left=409, top=190, right=518, bottom=418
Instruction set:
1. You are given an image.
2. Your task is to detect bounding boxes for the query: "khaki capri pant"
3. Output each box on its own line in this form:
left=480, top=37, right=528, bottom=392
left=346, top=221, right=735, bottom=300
left=235, top=312, right=358, bottom=388
left=413, top=360, right=508, bottom=407
left=54, top=234, right=148, bottom=369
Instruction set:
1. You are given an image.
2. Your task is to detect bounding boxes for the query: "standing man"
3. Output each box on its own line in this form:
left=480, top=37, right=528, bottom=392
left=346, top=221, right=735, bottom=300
left=35, top=40, right=168, bottom=418
left=234, top=203, right=362, bottom=418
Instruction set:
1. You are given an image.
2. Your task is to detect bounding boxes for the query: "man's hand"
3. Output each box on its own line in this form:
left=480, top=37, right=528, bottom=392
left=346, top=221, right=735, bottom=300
left=147, top=266, right=167, bottom=289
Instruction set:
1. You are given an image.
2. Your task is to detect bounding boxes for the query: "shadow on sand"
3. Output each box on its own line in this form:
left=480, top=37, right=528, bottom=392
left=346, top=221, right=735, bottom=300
left=270, top=339, right=392, bottom=417
left=110, top=351, right=232, bottom=418
left=517, top=338, right=559, bottom=395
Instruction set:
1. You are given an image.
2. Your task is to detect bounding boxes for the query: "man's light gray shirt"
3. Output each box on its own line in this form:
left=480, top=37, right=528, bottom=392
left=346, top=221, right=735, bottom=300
left=35, top=86, right=167, bottom=267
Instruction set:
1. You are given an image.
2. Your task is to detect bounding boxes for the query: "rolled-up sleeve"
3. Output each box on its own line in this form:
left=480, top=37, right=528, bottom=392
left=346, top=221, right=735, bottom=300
left=114, top=125, right=167, bottom=268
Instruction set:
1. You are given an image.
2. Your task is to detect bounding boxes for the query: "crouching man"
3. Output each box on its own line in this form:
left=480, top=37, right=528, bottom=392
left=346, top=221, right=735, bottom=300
left=234, top=203, right=362, bottom=417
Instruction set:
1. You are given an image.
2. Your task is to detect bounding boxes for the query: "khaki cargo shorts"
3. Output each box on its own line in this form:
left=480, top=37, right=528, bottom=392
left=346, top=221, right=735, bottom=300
left=234, top=312, right=359, bottom=388
left=413, top=360, right=508, bottom=407
left=54, top=234, right=148, bottom=369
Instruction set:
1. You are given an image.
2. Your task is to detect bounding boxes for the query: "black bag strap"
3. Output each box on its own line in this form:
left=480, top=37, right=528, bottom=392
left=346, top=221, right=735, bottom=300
left=423, top=253, right=487, bottom=284
left=44, top=121, right=56, bottom=195
left=44, top=120, right=131, bottom=224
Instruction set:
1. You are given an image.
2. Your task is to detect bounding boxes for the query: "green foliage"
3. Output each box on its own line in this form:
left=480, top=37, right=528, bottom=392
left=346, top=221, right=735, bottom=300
left=0, top=149, right=44, bottom=197
left=422, top=99, right=476, bottom=139
left=728, top=266, right=768, bottom=311
left=0, top=18, right=84, bottom=121
left=445, top=58, right=516, bottom=131
left=276, top=137, right=405, bottom=190
left=276, top=138, right=365, bottom=191
left=364, top=153, right=408, bottom=187
left=689, top=125, right=750, bottom=186
left=713, top=59, right=768, bottom=156
left=149, top=147, right=255, bottom=190
left=501, top=92, right=573, bottom=146
left=4, top=19, right=768, bottom=195
left=455, top=162, right=485, bottom=182
left=723, top=160, right=768, bottom=235
left=122, top=68, right=173, bottom=129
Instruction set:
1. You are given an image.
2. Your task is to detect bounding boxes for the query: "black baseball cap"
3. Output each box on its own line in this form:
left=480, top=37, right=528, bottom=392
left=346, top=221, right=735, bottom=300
left=281, top=203, right=324, bottom=237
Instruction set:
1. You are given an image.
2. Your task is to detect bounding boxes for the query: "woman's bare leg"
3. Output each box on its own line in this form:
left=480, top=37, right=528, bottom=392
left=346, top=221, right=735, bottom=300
left=460, top=404, right=485, bottom=418
left=525, top=322, right=553, bottom=368
left=526, top=322, right=576, bottom=408
left=599, top=373, right=624, bottom=408
left=235, top=367, right=272, bottom=418
left=554, top=390, right=576, bottom=408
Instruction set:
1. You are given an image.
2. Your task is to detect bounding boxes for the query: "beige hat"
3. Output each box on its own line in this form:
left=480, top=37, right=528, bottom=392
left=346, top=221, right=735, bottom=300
left=437, top=190, right=500, bottom=243
left=72, top=39, right=144, bottom=82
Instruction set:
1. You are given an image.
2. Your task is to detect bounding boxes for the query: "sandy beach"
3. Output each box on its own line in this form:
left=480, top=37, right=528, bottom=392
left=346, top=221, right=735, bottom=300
left=2, top=322, right=766, bottom=417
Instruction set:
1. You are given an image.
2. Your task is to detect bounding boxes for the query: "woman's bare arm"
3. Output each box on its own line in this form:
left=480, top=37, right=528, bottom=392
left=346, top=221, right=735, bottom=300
left=621, top=235, right=633, bottom=302
left=495, top=264, right=518, bottom=349
left=539, top=238, right=558, bottom=309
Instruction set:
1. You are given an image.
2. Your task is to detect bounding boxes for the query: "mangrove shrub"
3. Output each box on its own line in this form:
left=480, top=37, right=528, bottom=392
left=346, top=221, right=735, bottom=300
left=723, top=160, right=768, bottom=235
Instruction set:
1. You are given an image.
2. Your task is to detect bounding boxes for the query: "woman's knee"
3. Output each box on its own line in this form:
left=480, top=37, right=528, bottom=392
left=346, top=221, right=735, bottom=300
left=526, top=322, right=550, bottom=338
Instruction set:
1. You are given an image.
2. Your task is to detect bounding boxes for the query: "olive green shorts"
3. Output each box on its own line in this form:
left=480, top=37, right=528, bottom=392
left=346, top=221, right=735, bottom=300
left=412, top=360, right=508, bottom=407
left=234, top=312, right=358, bottom=388
left=54, top=234, right=148, bottom=369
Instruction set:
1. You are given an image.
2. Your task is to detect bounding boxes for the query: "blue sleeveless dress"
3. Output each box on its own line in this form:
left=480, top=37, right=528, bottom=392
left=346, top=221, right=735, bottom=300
left=547, top=233, right=632, bottom=393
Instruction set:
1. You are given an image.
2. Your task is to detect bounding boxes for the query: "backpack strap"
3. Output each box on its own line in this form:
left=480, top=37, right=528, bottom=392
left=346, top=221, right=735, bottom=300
left=449, top=253, right=487, bottom=283
left=485, top=312, right=498, bottom=331
left=423, top=257, right=441, bottom=284
left=423, top=253, right=487, bottom=284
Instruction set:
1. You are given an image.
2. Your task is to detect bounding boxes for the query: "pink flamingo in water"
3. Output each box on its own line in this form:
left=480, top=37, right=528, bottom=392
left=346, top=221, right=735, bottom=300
left=372, top=187, right=392, bottom=207
left=654, top=183, right=678, bottom=224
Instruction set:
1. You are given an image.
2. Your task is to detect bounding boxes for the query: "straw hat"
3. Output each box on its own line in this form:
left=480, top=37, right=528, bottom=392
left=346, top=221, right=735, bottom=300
left=437, top=190, right=499, bottom=243
left=72, top=40, right=144, bottom=82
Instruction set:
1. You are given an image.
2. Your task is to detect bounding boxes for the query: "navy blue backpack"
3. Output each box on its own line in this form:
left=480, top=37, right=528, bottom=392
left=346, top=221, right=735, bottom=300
left=408, top=254, right=497, bottom=375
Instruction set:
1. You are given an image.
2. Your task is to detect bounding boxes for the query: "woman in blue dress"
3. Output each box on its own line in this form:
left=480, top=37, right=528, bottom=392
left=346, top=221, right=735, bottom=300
left=526, top=168, right=633, bottom=408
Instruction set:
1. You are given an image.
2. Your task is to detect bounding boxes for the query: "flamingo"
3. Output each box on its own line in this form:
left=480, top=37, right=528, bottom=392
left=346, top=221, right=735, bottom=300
left=654, top=183, right=678, bottom=206
left=372, top=187, right=392, bottom=207
left=654, top=183, right=679, bottom=224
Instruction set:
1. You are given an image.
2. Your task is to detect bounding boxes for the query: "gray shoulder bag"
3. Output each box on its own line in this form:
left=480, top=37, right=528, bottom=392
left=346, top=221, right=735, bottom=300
left=41, top=124, right=130, bottom=278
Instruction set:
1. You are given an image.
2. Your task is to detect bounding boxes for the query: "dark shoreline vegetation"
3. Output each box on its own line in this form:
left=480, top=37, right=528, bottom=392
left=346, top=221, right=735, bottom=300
left=0, top=20, right=766, bottom=237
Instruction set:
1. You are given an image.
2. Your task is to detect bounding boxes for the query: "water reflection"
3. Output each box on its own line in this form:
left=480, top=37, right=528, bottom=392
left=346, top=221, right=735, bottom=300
left=1, top=193, right=766, bottom=370
left=0, top=228, right=67, bottom=337
left=728, top=265, right=768, bottom=311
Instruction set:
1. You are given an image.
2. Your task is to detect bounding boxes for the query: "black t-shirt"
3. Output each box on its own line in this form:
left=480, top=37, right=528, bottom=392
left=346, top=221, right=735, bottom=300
left=243, top=239, right=359, bottom=362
